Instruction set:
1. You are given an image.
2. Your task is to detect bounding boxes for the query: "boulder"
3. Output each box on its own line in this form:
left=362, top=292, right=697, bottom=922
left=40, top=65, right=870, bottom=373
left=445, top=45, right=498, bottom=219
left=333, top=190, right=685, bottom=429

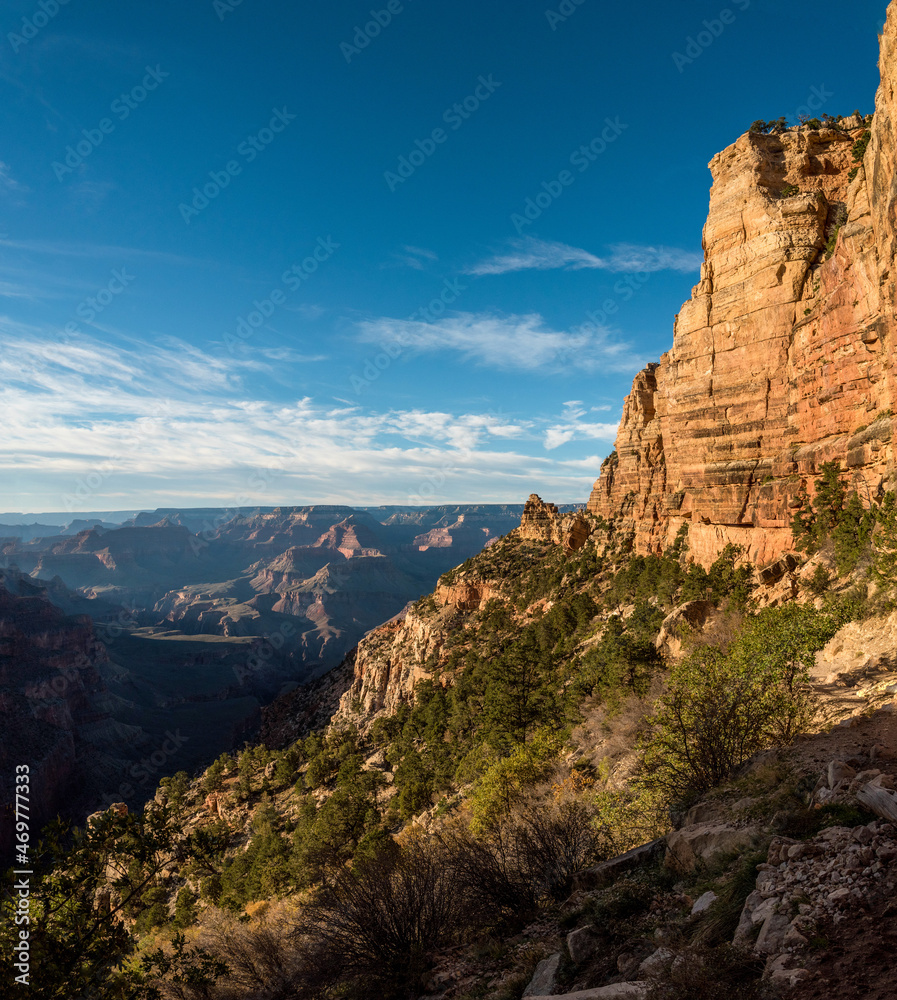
left=733, top=889, right=764, bottom=945
left=523, top=952, right=562, bottom=997
left=638, top=947, right=675, bottom=977
left=766, top=955, right=810, bottom=989
left=682, top=802, right=723, bottom=827
left=573, top=839, right=665, bottom=891
left=827, top=760, right=857, bottom=788
left=691, top=891, right=718, bottom=915
left=567, top=925, right=600, bottom=964
left=655, top=601, right=716, bottom=661
left=755, top=910, right=790, bottom=955
left=665, top=824, right=762, bottom=871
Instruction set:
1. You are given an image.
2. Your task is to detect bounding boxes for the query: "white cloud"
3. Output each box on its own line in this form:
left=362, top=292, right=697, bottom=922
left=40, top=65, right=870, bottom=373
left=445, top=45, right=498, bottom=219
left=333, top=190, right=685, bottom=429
left=467, top=236, right=703, bottom=276
left=260, top=347, right=328, bottom=363
left=0, top=162, right=26, bottom=197
left=387, top=245, right=439, bottom=270
left=357, top=311, right=643, bottom=374
left=543, top=422, right=618, bottom=450
left=0, top=328, right=609, bottom=509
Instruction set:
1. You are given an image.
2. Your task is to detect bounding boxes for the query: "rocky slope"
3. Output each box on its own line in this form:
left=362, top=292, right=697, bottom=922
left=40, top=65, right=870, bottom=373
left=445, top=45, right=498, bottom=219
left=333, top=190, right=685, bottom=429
left=0, top=571, right=113, bottom=852
left=589, top=4, right=897, bottom=569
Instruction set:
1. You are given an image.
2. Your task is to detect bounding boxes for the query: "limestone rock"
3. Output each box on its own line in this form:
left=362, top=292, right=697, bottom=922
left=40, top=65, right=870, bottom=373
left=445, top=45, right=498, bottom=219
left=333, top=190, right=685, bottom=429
left=691, top=890, right=718, bottom=915
left=828, top=760, right=857, bottom=789
left=755, top=910, right=790, bottom=955
left=523, top=952, right=561, bottom=997
left=518, top=495, right=594, bottom=552
left=733, top=889, right=764, bottom=945
left=637, top=947, right=675, bottom=977
left=567, top=925, right=600, bottom=964
left=665, top=824, right=762, bottom=871
left=587, top=3, right=897, bottom=569
left=655, top=600, right=716, bottom=662
left=573, top=839, right=665, bottom=891
left=86, top=801, right=128, bottom=828
left=519, top=494, right=561, bottom=542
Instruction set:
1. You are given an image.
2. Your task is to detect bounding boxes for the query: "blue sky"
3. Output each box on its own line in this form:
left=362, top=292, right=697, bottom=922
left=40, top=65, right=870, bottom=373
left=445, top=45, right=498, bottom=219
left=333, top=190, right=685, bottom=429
left=0, top=0, right=887, bottom=513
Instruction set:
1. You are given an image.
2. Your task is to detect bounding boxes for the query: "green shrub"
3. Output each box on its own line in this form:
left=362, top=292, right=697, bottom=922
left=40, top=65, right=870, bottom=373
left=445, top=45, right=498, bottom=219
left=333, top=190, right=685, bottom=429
left=680, top=544, right=753, bottom=608
left=791, top=462, right=876, bottom=571
left=469, top=728, right=564, bottom=832
left=173, top=886, right=198, bottom=929
left=804, top=563, right=832, bottom=595
left=639, top=603, right=845, bottom=802
left=852, top=128, right=871, bottom=163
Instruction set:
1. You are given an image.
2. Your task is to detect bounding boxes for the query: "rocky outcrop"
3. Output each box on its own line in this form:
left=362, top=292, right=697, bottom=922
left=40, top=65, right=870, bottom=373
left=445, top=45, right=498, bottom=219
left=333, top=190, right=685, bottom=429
left=519, top=495, right=594, bottom=553
left=332, top=606, right=451, bottom=724
left=589, top=5, right=897, bottom=569
left=654, top=600, right=717, bottom=662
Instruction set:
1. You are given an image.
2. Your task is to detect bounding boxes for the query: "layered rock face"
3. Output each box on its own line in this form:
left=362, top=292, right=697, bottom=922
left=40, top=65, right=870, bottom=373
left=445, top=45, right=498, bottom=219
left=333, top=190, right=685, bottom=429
left=590, top=4, right=897, bottom=567
left=519, top=494, right=593, bottom=552
left=333, top=607, right=451, bottom=722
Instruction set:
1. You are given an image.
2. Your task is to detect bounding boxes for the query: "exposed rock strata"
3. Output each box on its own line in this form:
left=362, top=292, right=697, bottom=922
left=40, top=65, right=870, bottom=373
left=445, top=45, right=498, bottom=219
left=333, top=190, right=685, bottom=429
left=519, top=494, right=594, bottom=553
left=590, top=6, right=897, bottom=568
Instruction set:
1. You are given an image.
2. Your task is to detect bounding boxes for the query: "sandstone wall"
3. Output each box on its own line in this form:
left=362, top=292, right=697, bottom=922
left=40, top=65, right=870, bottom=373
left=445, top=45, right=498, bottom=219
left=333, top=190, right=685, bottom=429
left=589, top=3, right=897, bottom=567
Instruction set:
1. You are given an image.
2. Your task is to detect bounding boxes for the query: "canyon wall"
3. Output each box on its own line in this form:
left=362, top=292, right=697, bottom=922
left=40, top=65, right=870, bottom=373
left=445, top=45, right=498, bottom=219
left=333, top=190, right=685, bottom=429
left=589, top=4, right=897, bottom=567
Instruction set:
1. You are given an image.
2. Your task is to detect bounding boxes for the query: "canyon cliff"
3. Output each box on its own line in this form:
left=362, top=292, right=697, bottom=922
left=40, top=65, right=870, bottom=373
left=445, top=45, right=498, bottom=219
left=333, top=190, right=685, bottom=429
left=589, top=5, right=897, bottom=568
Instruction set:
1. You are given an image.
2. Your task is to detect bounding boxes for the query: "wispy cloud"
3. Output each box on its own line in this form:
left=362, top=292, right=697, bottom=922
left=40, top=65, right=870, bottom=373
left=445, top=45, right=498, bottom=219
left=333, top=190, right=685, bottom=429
left=0, top=236, right=212, bottom=268
left=261, top=347, right=328, bottom=363
left=544, top=422, right=618, bottom=450
left=0, top=328, right=611, bottom=508
left=357, top=311, right=644, bottom=374
left=387, top=245, right=439, bottom=270
left=467, top=236, right=703, bottom=276
left=0, top=162, right=27, bottom=205
left=541, top=400, right=618, bottom=450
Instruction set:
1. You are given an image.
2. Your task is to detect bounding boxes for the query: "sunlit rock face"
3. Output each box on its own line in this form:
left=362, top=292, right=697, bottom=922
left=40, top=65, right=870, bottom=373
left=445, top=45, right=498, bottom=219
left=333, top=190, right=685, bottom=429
left=590, top=11, right=897, bottom=569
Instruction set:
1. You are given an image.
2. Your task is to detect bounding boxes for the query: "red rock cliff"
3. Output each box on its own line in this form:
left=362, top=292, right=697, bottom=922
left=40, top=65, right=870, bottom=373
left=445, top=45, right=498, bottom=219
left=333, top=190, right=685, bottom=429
left=590, top=3, right=897, bottom=567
